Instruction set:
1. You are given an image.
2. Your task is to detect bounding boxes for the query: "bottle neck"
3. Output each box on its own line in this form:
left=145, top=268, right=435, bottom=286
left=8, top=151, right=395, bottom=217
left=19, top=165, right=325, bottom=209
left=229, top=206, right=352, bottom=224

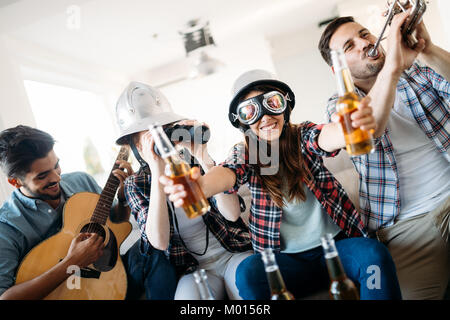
left=331, top=49, right=356, bottom=97
left=149, top=124, right=178, bottom=159
left=199, top=281, right=214, bottom=300
left=321, top=234, right=347, bottom=280
left=335, top=68, right=356, bottom=96
left=266, top=266, right=288, bottom=294
left=194, top=270, right=214, bottom=300
left=261, top=249, right=288, bottom=294
left=164, top=154, right=188, bottom=177
left=325, top=253, right=347, bottom=280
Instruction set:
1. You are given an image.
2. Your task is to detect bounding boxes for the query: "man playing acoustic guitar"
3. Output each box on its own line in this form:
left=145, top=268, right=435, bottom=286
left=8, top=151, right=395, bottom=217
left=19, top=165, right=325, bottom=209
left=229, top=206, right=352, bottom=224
left=0, top=125, right=177, bottom=299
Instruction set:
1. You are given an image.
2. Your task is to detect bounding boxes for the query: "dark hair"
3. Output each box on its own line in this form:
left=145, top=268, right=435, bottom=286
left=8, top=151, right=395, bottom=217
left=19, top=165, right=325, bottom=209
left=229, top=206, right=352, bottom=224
left=0, top=125, right=55, bottom=178
left=242, top=123, right=313, bottom=208
left=318, top=16, right=355, bottom=66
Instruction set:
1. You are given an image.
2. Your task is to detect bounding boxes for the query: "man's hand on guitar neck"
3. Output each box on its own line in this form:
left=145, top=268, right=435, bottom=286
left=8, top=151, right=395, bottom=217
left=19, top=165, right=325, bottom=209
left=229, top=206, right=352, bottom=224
left=111, top=160, right=133, bottom=223
left=113, top=160, right=134, bottom=202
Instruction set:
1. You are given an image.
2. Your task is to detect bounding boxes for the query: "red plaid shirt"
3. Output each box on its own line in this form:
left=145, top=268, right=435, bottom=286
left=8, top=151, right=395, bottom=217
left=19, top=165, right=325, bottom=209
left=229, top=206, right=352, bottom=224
left=220, top=122, right=367, bottom=253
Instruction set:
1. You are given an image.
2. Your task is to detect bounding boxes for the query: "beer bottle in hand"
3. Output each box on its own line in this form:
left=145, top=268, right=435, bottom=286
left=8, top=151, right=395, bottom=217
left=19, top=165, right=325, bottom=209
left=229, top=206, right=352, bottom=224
left=193, top=268, right=215, bottom=300
left=261, top=248, right=295, bottom=300
left=320, top=233, right=359, bottom=300
left=330, top=49, right=374, bottom=156
left=149, top=124, right=210, bottom=219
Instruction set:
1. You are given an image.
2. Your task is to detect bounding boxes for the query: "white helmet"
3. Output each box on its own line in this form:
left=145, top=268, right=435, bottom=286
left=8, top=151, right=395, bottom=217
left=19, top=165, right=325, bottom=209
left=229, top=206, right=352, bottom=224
left=115, top=81, right=186, bottom=145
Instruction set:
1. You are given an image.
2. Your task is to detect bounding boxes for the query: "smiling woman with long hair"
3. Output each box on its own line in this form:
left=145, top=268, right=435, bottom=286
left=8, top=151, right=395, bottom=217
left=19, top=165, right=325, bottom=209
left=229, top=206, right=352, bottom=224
left=160, top=70, right=402, bottom=300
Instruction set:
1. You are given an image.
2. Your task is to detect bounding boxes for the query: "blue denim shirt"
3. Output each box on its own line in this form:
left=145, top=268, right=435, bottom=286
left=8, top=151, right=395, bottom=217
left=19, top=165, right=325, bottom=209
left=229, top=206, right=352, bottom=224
left=0, top=171, right=103, bottom=295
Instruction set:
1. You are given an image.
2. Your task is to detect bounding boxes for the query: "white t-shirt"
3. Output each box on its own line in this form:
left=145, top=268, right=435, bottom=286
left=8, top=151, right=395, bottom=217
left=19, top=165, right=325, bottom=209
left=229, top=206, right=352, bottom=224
left=387, top=93, right=450, bottom=220
left=172, top=206, right=227, bottom=267
left=280, top=185, right=341, bottom=253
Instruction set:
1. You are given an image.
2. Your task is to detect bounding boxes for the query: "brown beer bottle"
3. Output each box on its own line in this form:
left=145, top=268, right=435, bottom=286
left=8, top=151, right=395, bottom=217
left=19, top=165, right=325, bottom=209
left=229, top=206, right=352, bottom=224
left=330, top=49, right=374, bottom=156
left=149, top=124, right=210, bottom=219
left=260, top=248, right=295, bottom=300
left=320, top=233, right=359, bottom=300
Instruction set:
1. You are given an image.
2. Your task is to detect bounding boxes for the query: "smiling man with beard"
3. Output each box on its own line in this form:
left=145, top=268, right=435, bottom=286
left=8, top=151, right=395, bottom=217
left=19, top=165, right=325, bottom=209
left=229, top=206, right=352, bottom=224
left=15, top=152, right=62, bottom=202
left=318, top=12, right=450, bottom=299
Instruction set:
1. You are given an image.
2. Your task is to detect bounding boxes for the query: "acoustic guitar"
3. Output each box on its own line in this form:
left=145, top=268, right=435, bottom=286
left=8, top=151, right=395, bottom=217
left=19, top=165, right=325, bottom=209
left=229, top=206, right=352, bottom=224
left=15, top=146, right=132, bottom=300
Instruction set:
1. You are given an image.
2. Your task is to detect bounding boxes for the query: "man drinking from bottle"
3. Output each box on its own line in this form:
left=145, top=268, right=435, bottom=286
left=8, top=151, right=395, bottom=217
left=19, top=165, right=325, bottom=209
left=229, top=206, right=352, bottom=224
left=318, top=10, right=450, bottom=299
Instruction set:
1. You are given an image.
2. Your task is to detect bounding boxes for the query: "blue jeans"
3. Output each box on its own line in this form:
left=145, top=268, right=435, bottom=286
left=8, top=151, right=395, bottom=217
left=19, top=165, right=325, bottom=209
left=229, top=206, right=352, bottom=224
left=122, top=239, right=177, bottom=300
left=236, top=237, right=402, bottom=300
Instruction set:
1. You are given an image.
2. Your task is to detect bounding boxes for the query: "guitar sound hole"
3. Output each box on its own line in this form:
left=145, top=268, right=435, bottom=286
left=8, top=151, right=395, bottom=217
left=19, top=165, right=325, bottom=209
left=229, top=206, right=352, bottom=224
left=80, top=223, right=106, bottom=239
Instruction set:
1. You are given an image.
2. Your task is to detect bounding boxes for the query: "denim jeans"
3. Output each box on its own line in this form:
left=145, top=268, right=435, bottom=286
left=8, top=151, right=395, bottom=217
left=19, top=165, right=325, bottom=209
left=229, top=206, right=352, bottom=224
left=235, top=236, right=402, bottom=300
left=122, top=239, right=177, bottom=300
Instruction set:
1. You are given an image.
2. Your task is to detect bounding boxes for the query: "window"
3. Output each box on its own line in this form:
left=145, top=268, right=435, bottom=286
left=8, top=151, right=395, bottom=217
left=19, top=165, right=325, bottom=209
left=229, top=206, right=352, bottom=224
left=24, top=80, right=119, bottom=187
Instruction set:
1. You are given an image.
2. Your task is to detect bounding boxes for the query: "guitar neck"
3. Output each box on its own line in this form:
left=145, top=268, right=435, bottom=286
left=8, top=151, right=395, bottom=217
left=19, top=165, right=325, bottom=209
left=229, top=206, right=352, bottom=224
left=91, top=146, right=129, bottom=225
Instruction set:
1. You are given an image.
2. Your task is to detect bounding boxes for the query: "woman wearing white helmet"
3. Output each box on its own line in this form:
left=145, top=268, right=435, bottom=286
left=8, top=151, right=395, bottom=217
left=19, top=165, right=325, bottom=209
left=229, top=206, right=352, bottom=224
left=160, top=70, right=402, bottom=300
left=115, top=82, right=253, bottom=300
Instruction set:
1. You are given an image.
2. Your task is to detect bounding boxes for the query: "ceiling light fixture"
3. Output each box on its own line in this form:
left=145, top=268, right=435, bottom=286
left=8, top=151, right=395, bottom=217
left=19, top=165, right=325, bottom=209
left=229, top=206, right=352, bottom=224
left=179, top=18, right=224, bottom=78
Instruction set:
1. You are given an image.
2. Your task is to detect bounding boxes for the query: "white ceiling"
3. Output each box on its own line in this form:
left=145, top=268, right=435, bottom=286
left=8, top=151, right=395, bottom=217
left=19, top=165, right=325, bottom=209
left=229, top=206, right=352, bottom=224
left=0, top=0, right=21, bottom=8
left=2, top=0, right=340, bottom=76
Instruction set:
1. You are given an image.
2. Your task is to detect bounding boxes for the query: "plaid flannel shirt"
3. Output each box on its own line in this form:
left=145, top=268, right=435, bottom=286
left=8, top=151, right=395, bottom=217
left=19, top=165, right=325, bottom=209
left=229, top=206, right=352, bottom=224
left=219, top=122, right=367, bottom=253
left=124, top=165, right=252, bottom=276
left=325, top=62, right=450, bottom=233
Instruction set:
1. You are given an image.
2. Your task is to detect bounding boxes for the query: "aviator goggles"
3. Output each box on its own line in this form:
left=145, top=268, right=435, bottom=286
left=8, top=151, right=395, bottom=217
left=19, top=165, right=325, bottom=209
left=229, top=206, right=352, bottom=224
left=230, top=91, right=291, bottom=126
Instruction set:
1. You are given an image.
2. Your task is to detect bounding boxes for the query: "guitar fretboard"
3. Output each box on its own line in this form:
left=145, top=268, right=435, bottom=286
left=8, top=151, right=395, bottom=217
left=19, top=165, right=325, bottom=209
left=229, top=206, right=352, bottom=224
left=90, top=147, right=129, bottom=225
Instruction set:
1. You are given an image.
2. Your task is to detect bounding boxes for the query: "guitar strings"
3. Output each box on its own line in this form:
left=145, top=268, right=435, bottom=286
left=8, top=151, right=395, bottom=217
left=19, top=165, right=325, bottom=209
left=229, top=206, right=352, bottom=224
left=85, top=147, right=129, bottom=236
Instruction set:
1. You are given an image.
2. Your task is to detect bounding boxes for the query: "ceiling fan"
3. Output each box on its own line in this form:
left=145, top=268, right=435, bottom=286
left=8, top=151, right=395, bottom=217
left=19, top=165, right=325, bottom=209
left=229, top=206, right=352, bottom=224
left=178, top=18, right=225, bottom=79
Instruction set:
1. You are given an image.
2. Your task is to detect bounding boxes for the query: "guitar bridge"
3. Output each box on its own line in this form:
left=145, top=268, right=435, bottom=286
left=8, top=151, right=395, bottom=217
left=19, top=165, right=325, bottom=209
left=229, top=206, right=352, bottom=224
left=60, top=259, right=101, bottom=279
left=80, top=267, right=101, bottom=279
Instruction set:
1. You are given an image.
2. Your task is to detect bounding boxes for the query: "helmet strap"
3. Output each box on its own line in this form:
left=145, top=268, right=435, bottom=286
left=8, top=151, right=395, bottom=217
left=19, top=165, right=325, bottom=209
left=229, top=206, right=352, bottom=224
left=128, top=136, right=151, bottom=174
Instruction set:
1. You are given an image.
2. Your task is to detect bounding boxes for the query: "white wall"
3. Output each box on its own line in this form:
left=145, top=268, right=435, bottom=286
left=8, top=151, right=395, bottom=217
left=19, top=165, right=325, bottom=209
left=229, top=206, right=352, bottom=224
left=0, top=37, right=35, bottom=129
left=269, top=25, right=336, bottom=124
left=436, top=0, right=450, bottom=51
left=0, top=36, right=36, bottom=203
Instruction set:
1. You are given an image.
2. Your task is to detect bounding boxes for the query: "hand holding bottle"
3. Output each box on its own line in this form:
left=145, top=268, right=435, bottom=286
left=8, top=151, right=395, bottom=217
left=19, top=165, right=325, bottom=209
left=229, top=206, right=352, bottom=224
left=159, top=166, right=202, bottom=209
left=331, top=49, right=375, bottom=156
left=150, top=124, right=209, bottom=218
left=330, top=96, right=377, bottom=135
